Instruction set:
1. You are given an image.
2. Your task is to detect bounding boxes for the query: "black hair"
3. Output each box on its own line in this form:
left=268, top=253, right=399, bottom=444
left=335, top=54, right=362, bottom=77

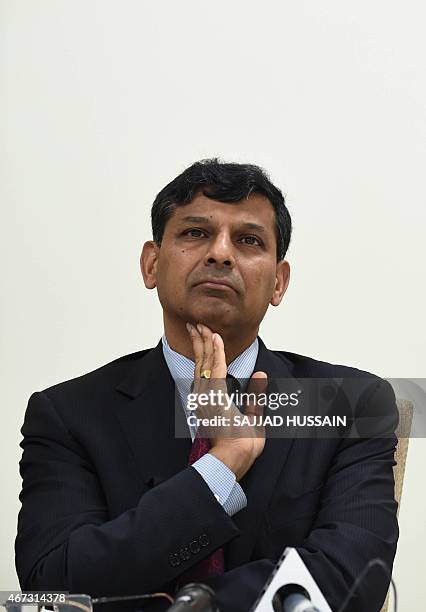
left=151, top=158, right=292, bottom=260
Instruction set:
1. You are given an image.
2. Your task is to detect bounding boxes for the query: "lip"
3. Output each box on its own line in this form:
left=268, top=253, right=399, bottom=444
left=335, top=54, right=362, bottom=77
left=195, top=279, right=236, bottom=292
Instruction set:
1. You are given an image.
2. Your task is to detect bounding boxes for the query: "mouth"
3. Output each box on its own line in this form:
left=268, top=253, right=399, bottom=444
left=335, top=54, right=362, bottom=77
left=194, top=279, right=237, bottom=292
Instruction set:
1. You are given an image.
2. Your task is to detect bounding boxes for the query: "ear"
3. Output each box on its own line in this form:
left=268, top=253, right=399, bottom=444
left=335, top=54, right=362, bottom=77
left=270, top=260, right=290, bottom=306
left=140, top=241, right=159, bottom=289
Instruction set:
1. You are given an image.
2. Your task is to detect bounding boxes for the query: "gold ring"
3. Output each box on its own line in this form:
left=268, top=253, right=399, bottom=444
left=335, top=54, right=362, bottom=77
left=200, top=369, right=212, bottom=379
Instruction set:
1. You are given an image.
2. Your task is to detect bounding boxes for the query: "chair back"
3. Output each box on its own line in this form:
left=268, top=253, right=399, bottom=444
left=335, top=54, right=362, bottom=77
left=381, top=399, right=413, bottom=612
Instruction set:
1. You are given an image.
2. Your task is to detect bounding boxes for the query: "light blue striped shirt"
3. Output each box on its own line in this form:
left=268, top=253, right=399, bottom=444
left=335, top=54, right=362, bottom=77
left=162, top=334, right=259, bottom=516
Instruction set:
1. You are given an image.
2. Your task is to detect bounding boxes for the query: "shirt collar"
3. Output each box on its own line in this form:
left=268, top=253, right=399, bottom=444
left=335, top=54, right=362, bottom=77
left=161, top=333, right=259, bottom=383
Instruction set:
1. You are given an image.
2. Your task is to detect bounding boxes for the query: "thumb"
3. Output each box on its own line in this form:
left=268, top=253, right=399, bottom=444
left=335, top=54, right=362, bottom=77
left=244, top=371, right=268, bottom=417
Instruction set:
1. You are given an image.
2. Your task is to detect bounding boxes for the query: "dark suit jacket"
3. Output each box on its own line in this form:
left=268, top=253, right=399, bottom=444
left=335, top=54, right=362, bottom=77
left=15, top=338, right=399, bottom=612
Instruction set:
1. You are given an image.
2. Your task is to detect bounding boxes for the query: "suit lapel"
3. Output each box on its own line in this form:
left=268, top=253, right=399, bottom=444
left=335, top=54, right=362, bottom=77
left=114, top=341, right=192, bottom=488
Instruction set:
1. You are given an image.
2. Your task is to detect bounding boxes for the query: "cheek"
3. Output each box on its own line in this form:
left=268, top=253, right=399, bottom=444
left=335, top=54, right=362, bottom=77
left=157, top=250, right=190, bottom=290
left=245, top=266, right=276, bottom=298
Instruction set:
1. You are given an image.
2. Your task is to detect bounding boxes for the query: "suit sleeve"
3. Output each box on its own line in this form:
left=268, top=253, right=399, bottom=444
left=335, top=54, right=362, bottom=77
left=207, top=378, right=399, bottom=612
left=15, top=391, right=241, bottom=596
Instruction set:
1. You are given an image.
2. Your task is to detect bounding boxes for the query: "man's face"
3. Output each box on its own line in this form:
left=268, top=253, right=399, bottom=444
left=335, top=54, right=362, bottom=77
left=142, top=192, right=289, bottom=333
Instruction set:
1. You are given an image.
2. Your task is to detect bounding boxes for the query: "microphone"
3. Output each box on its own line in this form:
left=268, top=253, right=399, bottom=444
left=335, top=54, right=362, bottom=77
left=167, top=583, right=218, bottom=612
left=272, top=584, right=320, bottom=612
left=251, top=548, right=332, bottom=612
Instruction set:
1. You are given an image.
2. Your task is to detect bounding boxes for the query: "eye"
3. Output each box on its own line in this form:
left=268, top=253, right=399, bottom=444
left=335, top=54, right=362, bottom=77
left=183, top=228, right=207, bottom=238
left=239, top=235, right=262, bottom=246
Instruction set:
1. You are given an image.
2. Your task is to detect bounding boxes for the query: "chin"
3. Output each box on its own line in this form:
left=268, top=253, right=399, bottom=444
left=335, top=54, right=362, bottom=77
left=188, top=304, right=238, bottom=330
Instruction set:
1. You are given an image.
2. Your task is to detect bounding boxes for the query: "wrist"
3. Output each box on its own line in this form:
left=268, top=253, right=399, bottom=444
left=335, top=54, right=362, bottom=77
left=209, top=446, right=251, bottom=481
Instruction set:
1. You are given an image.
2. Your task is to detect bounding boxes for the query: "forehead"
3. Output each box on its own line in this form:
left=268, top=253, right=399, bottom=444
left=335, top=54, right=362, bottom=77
left=168, top=191, right=277, bottom=230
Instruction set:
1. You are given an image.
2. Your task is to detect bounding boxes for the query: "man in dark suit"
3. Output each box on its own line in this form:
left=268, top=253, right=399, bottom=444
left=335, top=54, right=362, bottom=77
left=16, top=159, right=398, bottom=612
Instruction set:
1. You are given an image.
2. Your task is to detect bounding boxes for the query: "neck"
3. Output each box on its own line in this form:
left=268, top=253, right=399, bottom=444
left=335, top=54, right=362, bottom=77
left=163, top=314, right=258, bottom=363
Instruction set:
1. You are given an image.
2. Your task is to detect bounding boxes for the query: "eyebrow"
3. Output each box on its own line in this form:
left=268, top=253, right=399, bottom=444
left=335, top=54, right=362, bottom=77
left=179, top=216, right=267, bottom=233
left=180, top=216, right=210, bottom=224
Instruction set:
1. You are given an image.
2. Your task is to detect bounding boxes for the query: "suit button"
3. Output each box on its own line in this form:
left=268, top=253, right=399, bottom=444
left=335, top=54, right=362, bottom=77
left=199, top=533, right=210, bottom=547
left=189, top=540, right=201, bottom=555
left=169, top=553, right=181, bottom=567
left=180, top=547, right=191, bottom=561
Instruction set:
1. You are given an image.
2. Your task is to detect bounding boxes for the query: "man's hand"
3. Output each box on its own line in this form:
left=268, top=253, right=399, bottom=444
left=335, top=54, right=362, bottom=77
left=187, top=322, right=268, bottom=481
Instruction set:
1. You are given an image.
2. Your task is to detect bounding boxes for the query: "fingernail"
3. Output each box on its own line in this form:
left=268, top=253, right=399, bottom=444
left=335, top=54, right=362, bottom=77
left=186, top=323, right=192, bottom=334
left=197, top=323, right=203, bottom=334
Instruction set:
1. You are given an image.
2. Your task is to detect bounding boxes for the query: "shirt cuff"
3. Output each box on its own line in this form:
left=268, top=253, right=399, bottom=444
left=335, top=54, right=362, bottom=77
left=192, top=453, right=247, bottom=516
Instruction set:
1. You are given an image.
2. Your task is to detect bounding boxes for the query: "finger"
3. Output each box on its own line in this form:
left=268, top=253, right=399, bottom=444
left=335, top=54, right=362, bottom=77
left=197, top=324, right=214, bottom=394
left=197, top=324, right=214, bottom=373
left=187, top=323, right=204, bottom=380
left=211, top=333, right=228, bottom=379
left=244, top=371, right=268, bottom=418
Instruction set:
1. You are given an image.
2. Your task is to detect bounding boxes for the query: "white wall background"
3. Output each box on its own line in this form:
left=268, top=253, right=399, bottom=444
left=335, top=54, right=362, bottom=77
left=1, top=0, right=425, bottom=608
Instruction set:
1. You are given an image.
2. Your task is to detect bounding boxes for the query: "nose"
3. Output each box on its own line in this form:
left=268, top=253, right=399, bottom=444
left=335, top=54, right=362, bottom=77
left=204, top=232, right=235, bottom=269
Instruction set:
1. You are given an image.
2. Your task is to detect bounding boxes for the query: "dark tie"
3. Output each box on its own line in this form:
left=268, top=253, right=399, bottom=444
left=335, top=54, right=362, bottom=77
left=181, top=374, right=241, bottom=582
